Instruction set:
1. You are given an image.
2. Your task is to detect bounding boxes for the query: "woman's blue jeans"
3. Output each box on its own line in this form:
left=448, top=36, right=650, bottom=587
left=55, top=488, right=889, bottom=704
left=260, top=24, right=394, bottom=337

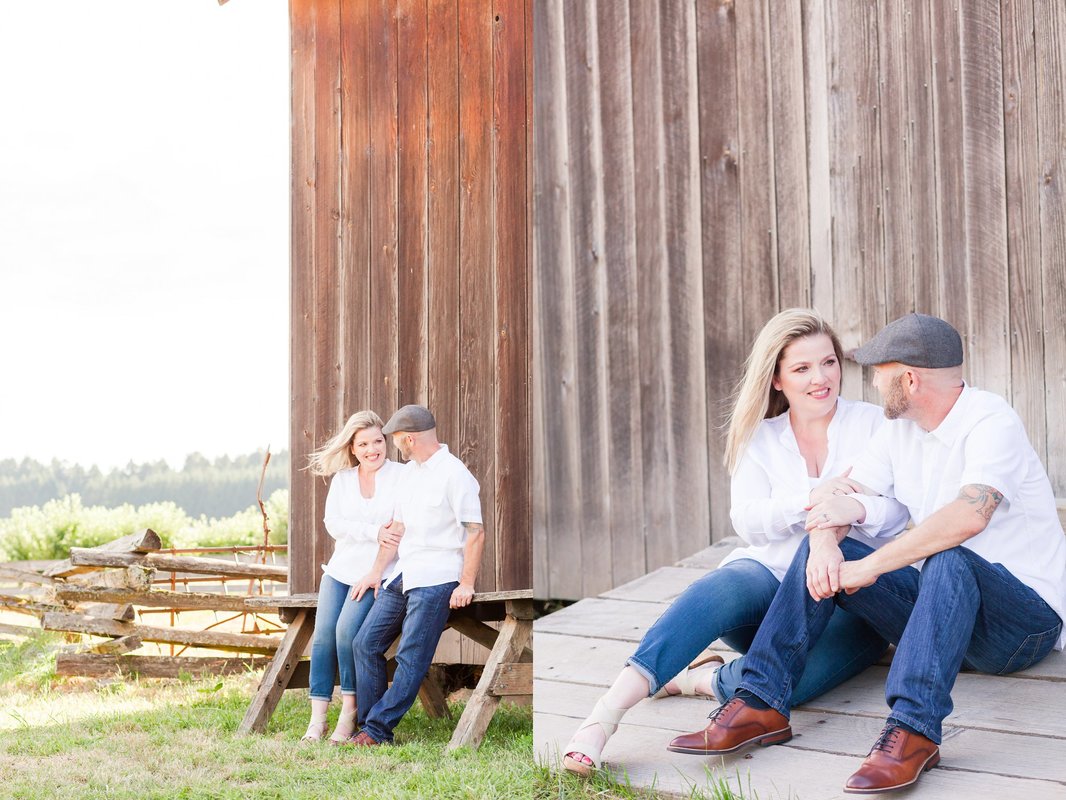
left=628, top=557, right=887, bottom=704
left=308, top=573, right=376, bottom=701
left=737, top=537, right=1063, bottom=743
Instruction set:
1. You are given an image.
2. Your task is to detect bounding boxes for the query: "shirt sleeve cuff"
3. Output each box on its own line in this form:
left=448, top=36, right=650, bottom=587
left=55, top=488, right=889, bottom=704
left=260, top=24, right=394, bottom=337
left=851, top=494, right=886, bottom=531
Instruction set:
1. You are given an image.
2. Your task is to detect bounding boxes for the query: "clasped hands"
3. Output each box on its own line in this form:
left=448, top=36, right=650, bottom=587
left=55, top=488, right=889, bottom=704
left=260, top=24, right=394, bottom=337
left=804, top=469, right=877, bottom=600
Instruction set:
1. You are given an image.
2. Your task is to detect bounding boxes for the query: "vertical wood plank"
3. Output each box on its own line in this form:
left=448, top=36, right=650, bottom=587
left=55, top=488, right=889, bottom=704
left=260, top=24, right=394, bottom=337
left=697, top=0, right=742, bottom=542
left=734, top=0, right=778, bottom=346
left=290, top=0, right=318, bottom=595
left=959, top=0, right=1010, bottom=397
left=396, top=0, right=430, bottom=409
left=826, top=0, right=885, bottom=399
left=427, top=0, right=461, bottom=450
left=629, top=1, right=676, bottom=573
left=659, top=0, right=710, bottom=562
left=459, top=0, right=497, bottom=592
left=596, top=0, right=647, bottom=580
left=368, top=0, right=400, bottom=427
left=533, top=0, right=581, bottom=599
left=804, top=0, right=833, bottom=318
left=928, top=1, right=970, bottom=356
left=492, top=0, right=531, bottom=591
left=340, top=0, right=372, bottom=416
left=1035, top=0, right=1066, bottom=493
left=1001, top=0, right=1047, bottom=464
left=312, top=0, right=342, bottom=580
left=768, top=0, right=810, bottom=308
left=563, top=0, right=611, bottom=595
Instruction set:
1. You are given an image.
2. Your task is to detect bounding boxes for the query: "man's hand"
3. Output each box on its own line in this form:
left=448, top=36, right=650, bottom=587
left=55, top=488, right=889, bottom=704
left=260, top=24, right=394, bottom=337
left=807, top=468, right=862, bottom=507
left=377, top=520, right=404, bottom=547
left=352, top=572, right=383, bottom=601
left=449, top=582, right=475, bottom=609
left=806, top=529, right=847, bottom=600
left=806, top=496, right=866, bottom=531
left=838, top=558, right=880, bottom=594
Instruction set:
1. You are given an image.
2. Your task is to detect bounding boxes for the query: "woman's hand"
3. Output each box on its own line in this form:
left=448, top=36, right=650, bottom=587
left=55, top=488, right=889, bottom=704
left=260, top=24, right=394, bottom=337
left=806, top=529, right=846, bottom=600
left=807, top=467, right=862, bottom=507
left=806, top=496, right=866, bottom=531
left=377, top=520, right=404, bottom=547
left=352, top=572, right=383, bottom=601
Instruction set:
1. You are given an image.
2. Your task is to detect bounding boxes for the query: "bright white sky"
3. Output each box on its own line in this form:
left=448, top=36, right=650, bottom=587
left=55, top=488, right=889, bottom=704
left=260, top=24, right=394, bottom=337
left=0, top=1, right=289, bottom=469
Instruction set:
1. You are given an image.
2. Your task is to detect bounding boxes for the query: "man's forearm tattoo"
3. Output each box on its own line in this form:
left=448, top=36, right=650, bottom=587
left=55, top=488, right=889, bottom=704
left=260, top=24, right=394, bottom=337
left=462, top=522, right=485, bottom=533
left=958, top=484, right=1004, bottom=521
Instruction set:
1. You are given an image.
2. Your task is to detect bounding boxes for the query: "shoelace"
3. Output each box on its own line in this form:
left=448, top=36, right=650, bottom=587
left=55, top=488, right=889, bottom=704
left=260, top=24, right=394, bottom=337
left=870, top=725, right=902, bottom=754
left=705, top=697, right=743, bottom=723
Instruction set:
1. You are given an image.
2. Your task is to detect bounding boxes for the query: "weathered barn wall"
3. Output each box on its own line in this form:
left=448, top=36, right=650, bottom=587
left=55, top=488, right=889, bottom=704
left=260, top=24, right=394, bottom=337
left=534, top=0, right=1066, bottom=599
left=288, top=0, right=533, bottom=635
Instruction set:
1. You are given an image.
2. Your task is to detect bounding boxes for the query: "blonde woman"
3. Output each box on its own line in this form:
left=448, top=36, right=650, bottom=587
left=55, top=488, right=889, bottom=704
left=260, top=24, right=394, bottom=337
left=301, top=410, right=404, bottom=744
left=562, top=309, right=911, bottom=776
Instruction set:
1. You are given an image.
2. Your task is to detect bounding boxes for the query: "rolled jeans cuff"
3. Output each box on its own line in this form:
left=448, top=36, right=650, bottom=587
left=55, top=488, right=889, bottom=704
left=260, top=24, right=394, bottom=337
left=625, top=656, right=662, bottom=697
left=888, top=712, right=942, bottom=746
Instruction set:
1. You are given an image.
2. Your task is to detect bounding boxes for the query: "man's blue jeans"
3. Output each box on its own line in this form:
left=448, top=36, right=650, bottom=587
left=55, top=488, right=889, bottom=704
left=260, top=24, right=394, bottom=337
left=308, top=573, right=376, bottom=700
left=627, top=557, right=887, bottom=704
left=738, top=537, right=1063, bottom=743
left=353, top=575, right=457, bottom=743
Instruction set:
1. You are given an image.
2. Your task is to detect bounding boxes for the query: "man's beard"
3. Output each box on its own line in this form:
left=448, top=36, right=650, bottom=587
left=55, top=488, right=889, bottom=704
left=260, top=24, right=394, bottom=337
left=883, top=373, right=909, bottom=420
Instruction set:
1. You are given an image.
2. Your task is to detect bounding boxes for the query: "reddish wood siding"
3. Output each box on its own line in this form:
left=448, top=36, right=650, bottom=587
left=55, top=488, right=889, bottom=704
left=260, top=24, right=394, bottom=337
left=289, top=0, right=532, bottom=607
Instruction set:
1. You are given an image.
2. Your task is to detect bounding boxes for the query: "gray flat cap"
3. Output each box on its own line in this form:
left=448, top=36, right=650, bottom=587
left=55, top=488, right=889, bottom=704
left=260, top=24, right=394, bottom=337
left=382, top=404, right=436, bottom=435
left=852, top=313, right=963, bottom=368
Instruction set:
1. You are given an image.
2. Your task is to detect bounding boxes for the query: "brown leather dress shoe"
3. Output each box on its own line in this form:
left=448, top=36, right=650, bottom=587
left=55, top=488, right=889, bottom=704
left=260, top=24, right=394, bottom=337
left=843, top=724, right=940, bottom=794
left=343, top=730, right=383, bottom=747
left=666, top=697, right=792, bottom=755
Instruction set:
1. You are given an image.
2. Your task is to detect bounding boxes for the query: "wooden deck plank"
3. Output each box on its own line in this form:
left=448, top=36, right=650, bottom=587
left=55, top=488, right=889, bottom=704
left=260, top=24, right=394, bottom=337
left=600, top=566, right=710, bottom=603
left=535, top=711, right=1066, bottom=799
left=535, top=680, right=1066, bottom=785
left=533, top=598, right=669, bottom=641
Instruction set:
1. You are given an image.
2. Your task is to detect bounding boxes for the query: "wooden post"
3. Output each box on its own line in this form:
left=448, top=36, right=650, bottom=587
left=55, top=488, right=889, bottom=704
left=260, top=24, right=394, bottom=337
left=238, top=608, right=316, bottom=734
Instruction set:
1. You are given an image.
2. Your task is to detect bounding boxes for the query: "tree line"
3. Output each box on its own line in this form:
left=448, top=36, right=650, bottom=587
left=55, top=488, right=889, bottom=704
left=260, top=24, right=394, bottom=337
left=0, top=450, right=291, bottom=518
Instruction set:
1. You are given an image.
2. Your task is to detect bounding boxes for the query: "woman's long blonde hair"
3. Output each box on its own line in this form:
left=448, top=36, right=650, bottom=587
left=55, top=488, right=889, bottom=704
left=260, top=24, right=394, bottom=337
left=306, top=410, right=384, bottom=477
left=723, top=309, right=843, bottom=474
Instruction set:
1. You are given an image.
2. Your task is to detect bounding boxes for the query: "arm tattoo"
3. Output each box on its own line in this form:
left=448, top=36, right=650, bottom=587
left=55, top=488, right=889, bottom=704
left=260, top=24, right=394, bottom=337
left=461, top=522, right=484, bottom=533
left=958, top=484, right=1004, bottom=522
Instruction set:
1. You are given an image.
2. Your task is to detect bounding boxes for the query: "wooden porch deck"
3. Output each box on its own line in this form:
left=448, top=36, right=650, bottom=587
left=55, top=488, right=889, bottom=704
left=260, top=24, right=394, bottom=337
left=534, top=538, right=1066, bottom=799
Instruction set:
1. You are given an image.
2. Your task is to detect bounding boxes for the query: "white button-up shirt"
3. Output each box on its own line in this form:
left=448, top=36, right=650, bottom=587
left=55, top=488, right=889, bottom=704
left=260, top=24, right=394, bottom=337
left=720, top=398, right=911, bottom=580
left=850, top=386, right=1066, bottom=650
left=385, top=444, right=483, bottom=592
left=321, top=459, right=403, bottom=586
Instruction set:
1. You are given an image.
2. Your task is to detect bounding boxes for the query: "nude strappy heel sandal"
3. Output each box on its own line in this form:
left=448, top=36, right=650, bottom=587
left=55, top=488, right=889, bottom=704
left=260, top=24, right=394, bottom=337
left=328, top=708, right=358, bottom=746
left=561, top=698, right=626, bottom=777
left=301, top=712, right=329, bottom=742
left=653, top=653, right=726, bottom=698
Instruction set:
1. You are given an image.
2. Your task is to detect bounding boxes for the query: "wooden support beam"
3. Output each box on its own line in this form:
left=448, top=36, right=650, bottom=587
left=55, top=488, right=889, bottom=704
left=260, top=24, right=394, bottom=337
left=448, top=614, right=533, bottom=750
left=68, top=550, right=288, bottom=581
left=54, top=585, right=281, bottom=613
left=46, top=529, right=162, bottom=578
left=0, top=564, right=56, bottom=586
left=56, top=653, right=272, bottom=679
left=238, top=608, right=315, bottom=734
left=418, top=664, right=452, bottom=720
left=447, top=615, right=533, bottom=662
left=0, top=621, right=39, bottom=637
left=41, top=611, right=281, bottom=654
left=487, top=662, right=532, bottom=697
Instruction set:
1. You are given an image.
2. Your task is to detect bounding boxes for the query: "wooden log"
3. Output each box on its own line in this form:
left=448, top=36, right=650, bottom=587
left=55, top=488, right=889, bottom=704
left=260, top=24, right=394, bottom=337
left=66, top=565, right=155, bottom=590
left=59, top=634, right=142, bottom=656
left=56, top=653, right=272, bottom=679
left=41, top=612, right=281, bottom=654
left=0, top=621, right=39, bottom=637
left=54, top=586, right=282, bottom=613
left=238, top=607, right=315, bottom=734
left=448, top=614, right=533, bottom=750
left=0, top=591, right=67, bottom=617
left=68, top=550, right=288, bottom=581
left=0, top=564, right=56, bottom=586
left=46, top=529, right=162, bottom=578
left=82, top=602, right=135, bottom=622
left=487, top=662, right=532, bottom=697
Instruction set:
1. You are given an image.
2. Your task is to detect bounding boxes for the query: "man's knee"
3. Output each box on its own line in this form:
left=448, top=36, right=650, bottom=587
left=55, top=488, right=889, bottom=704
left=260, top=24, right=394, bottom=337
left=352, top=627, right=377, bottom=663
left=921, top=547, right=972, bottom=581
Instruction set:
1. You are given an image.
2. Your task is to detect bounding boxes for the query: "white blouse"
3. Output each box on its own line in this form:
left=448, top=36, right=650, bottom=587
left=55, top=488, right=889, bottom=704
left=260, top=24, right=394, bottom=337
left=719, top=397, right=911, bottom=580
left=321, top=459, right=403, bottom=586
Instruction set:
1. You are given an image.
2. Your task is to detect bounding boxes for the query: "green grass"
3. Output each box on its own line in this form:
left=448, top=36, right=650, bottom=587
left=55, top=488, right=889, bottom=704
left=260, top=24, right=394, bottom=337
left=531, top=761, right=763, bottom=800
left=0, top=633, right=533, bottom=800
